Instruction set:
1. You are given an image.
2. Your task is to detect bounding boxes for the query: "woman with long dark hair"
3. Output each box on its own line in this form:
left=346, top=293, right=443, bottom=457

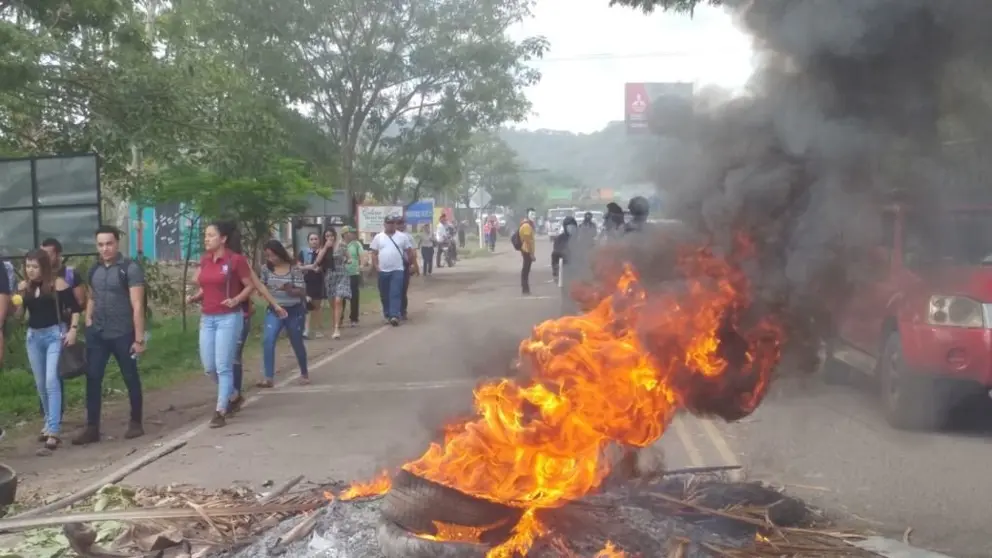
left=298, top=232, right=328, bottom=338
left=15, top=249, right=81, bottom=451
left=314, top=227, right=351, bottom=339
left=186, top=221, right=285, bottom=427
left=258, top=240, right=309, bottom=386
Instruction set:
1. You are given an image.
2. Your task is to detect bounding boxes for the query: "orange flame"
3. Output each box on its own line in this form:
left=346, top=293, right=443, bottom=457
left=595, top=541, right=627, bottom=557
left=339, top=470, right=392, bottom=501
left=354, top=240, right=781, bottom=555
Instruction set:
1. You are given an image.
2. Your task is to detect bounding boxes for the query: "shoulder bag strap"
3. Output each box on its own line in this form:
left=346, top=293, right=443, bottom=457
left=386, top=234, right=408, bottom=264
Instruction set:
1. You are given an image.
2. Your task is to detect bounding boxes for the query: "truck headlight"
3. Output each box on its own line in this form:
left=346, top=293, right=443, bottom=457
left=928, top=295, right=985, bottom=328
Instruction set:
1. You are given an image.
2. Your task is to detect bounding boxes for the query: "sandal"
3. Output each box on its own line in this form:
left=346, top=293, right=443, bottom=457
left=44, top=436, right=60, bottom=451
left=255, top=380, right=274, bottom=388
left=293, top=376, right=311, bottom=386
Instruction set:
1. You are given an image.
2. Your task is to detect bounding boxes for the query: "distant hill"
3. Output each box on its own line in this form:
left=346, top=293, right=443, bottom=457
left=499, top=122, right=663, bottom=190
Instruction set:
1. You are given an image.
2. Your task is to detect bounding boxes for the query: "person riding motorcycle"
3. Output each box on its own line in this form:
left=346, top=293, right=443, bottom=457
left=435, top=216, right=457, bottom=267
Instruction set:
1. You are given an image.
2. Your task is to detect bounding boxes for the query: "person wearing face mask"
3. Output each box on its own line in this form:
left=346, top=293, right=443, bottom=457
left=518, top=208, right=537, bottom=295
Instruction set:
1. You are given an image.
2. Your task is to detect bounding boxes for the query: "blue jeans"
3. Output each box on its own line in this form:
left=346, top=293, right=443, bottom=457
left=262, top=304, right=308, bottom=380
left=199, top=312, right=244, bottom=412
left=26, top=325, right=63, bottom=435
left=378, top=270, right=404, bottom=319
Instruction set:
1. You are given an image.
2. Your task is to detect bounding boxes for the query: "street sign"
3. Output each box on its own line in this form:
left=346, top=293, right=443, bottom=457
left=469, top=189, right=492, bottom=209
left=625, top=82, right=694, bottom=134
left=405, top=200, right=434, bottom=225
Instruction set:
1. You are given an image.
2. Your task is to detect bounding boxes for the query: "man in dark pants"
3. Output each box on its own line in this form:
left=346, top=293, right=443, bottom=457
left=73, top=225, right=147, bottom=445
left=519, top=208, right=537, bottom=295
left=397, top=219, right=414, bottom=320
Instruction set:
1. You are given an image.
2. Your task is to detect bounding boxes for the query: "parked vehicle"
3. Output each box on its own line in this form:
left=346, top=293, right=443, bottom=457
left=546, top=207, right=577, bottom=242
left=821, top=203, right=992, bottom=430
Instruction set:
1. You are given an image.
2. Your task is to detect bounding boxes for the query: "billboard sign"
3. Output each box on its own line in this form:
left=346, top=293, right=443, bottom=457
left=304, top=188, right=350, bottom=218
left=357, top=205, right=403, bottom=233
left=404, top=200, right=434, bottom=225
left=625, top=82, right=694, bottom=134
left=0, top=153, right=102, bottom=257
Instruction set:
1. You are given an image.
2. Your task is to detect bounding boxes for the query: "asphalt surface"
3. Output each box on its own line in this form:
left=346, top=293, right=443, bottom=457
left=59, top=238, right=990, bottom=558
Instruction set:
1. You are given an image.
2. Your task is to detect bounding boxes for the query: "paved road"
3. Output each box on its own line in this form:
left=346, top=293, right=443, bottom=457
left=712, top=378, right=992, bottom=558
left=57, top=239, right=990, bottom=558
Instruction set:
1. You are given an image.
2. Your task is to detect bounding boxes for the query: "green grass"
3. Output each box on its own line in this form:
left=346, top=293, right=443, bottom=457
left=0, top=285, right=381, bottom=426
left=459, top=246, right=496, bottom=259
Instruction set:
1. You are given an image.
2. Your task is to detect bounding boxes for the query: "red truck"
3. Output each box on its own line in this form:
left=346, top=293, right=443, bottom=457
left=821, top=203, right=992, bottom=430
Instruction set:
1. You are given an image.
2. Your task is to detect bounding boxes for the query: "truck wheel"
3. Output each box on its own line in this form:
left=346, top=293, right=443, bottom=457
left=818, top=339, right=848, bottom=385
left=879, top=332, right=949, bottom=430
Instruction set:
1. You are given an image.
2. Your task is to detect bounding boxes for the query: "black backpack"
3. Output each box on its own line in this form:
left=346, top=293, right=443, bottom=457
left=510, top=226, right=523, bottom=251
left=88, top=259, right=152, bottom=321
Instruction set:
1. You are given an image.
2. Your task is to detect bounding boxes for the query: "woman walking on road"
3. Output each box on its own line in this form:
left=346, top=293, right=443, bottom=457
left=16, top=250, right=81, bottom=451
left=298, top=232, right=327, bottom=338
left=258, top=240, right=309, bottom=387
left=187, top=222, right=262, bottom=427
left=314, top=227, right=351, bottom=339
left=417, top=224, right=435, bottom=276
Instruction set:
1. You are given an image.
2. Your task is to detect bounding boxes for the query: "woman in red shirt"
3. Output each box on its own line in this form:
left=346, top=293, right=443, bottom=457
left=186, top=221, right=286, bottom=427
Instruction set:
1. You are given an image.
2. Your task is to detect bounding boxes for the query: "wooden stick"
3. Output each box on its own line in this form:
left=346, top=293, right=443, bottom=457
left=11, top=440, right=188, bottom=519
left=258, top=476, right=305, bottom=505
left=0, top=500, right=322, bottom=532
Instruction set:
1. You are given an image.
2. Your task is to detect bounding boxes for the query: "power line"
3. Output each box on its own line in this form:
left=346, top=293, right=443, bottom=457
left=532, top=50, right=724, bottom=63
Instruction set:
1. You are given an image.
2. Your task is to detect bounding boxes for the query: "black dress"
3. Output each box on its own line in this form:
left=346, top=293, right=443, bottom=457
left=298, top=248, right=327, bottom=300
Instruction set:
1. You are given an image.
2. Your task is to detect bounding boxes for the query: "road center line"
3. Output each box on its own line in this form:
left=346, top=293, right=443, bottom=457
left=261, top=378, right=478, bottom=394
left=698, top=418, right=743, bottom=481
left=672, top=415, right=704, bottom=467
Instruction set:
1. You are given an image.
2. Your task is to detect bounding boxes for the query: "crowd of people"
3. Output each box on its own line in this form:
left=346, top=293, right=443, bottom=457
left=0, top=211, right=469, bottom=449
left=512, top=196, right=653, bottom=299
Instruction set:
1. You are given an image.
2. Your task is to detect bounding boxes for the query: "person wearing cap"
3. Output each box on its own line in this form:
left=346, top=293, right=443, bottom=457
left=340, top=226, right=365, bottom=327
left=370, top=215, right=416, bottom=326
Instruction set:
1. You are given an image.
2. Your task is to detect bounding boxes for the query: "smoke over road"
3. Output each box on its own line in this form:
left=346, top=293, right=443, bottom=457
left=651, top=0, right=992, bottom=365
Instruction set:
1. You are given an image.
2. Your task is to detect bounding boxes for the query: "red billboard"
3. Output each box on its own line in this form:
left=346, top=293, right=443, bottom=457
left=625, top=82, right=694, bottom=134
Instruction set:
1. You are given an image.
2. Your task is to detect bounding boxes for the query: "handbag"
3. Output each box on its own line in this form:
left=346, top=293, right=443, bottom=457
left=51, top=290, right=87, bottom=379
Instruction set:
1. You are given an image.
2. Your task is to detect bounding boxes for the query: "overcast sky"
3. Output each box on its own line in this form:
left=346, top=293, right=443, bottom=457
left=510, top=1, right=754, bottom=134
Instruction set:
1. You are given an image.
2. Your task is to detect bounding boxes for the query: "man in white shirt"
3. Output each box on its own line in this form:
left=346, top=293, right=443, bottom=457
left=370, top=215, right=417, bottom=326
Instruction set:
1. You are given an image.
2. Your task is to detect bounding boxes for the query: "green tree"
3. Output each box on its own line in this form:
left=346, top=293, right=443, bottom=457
left=457, top=132, right=525, bottom=211
left=607, top=0, right=721, bottom=14
left=182, top=0, right=547, bottom=205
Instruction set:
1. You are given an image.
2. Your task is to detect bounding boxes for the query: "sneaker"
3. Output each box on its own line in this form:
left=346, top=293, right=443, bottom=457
left=209, top=412, right=226, bottom=428
left=124, top=421, right=144, bottom=440
left=350, top=321, right=359, bottom=328
left=314, top=331, right=325, bottom=339
left=303, top=330, right=310, bottom=340
left=389, top=317, right=400, bottom=326
left=71, top=425, right=100, bottom=446
left=332, top=329, right=341, bottom=339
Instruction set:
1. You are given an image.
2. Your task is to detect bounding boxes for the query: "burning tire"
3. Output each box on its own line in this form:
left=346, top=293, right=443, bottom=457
left=377, top=519, right=489, bottom=558
left=380, top=469, right=523, bottom=546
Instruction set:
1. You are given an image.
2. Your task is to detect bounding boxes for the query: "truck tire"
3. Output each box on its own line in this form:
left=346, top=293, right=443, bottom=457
left=879, top=332, right=949, bottom=430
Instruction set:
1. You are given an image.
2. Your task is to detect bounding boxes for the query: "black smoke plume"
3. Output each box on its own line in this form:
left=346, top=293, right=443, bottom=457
left=647, top=0, right=992, bottom=366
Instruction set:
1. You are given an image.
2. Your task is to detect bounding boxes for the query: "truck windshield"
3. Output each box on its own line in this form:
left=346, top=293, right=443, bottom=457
left=904, top=210, right=992, bottom=267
